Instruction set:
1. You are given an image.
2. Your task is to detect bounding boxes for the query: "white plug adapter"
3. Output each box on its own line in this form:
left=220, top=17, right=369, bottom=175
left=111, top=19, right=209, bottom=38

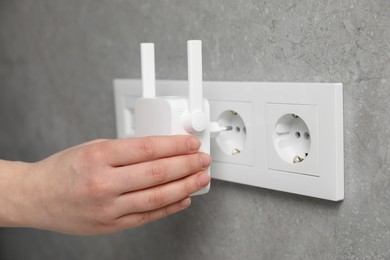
left=135, top=41, right=211, bottom=195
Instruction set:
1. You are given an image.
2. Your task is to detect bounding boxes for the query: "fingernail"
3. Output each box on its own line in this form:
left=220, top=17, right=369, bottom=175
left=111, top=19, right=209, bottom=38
left=180, top=197, right=191, bottom=207
left=199, top=153, right=211, bottom=168
left=187, top=137, right=201, bottom=151
left=197, top=172, right=211, bottom=187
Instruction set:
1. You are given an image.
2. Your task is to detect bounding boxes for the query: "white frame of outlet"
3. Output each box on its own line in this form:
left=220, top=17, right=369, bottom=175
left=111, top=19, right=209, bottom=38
left=114, top=79, right=344, bottom=201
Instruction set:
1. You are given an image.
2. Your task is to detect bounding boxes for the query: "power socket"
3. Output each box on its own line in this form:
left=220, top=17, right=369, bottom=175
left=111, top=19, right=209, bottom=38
left=266, top=103, right=319, bottom=176
left=210, top=100, right=254, bottom=166
left=113, top=80, right=344, bottom=201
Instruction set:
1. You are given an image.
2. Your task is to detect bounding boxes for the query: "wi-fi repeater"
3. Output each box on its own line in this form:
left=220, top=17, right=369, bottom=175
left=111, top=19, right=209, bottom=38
left=135, top=40, right=228, bottom=195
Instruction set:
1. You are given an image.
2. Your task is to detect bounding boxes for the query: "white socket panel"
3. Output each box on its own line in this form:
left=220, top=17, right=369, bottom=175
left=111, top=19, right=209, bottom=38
left=113, top=79, right=344, bottom=201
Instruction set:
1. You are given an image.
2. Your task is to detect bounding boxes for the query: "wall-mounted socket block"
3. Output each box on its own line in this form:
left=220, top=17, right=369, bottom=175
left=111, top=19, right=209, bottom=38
left=114, top=80, right=344, bottom=201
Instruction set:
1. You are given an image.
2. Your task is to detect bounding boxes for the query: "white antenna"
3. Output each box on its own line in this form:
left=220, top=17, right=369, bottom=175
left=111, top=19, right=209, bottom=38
left=184, top=40, right=207, bottom=132
left=187, top=40, right=203, bottom=113
left=141, top=43, right=156, bottom=98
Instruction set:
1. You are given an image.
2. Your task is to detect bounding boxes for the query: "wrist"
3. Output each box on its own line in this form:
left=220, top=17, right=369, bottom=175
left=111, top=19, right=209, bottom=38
left=0, top=160, right=32, bottom=227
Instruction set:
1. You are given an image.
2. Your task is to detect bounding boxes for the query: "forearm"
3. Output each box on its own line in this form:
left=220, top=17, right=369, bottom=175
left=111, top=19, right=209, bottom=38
left=0, top=160, right=30, bottom=227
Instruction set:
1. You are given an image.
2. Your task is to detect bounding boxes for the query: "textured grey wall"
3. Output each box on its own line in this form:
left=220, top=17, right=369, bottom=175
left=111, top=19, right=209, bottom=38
left=0, top=0, right=389, bottom=259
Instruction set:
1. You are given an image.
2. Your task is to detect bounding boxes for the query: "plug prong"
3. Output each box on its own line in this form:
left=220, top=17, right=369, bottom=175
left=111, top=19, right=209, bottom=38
left=223, top=126, right=233, bottom=131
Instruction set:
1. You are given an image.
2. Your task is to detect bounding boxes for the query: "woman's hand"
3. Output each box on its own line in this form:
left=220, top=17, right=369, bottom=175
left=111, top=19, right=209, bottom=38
left=0, top=136, right=211, bottom=235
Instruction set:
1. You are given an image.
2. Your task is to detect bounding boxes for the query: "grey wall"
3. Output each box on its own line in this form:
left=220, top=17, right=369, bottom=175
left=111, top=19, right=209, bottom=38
left=0, top=0, right=389, bottom=259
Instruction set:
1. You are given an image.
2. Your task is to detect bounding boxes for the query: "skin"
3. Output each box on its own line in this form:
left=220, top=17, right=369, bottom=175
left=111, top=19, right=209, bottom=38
left=0, top=135, right=211, bottom=235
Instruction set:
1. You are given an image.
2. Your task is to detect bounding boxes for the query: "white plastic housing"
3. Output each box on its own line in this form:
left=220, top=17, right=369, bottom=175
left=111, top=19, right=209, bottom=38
left=135, top=97, right=211, bottom=194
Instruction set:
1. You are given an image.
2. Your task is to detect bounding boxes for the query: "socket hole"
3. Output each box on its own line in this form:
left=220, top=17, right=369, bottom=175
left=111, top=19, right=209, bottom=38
left=243, top=127, right=247, bottom=134
left=236, top=127, right=241, bottom=133
left=273, top=113, right=311, bottom=164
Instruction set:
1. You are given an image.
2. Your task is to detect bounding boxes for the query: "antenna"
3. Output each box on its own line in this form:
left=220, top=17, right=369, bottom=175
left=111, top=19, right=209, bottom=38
left=185, top=40, right=207, bottom=132
left=140, top=43, right=156, bottom=98
left=187, top=40, right=203, bottom=113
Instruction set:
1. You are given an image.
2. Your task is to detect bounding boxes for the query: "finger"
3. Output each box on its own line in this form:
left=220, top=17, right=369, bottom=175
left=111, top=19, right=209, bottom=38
left=113, top=172, right=210, bottom=216
left=112, top=152, right=211, bottom=193
left=115, top=197, right=191, bottom=229
left=99, top=136, right=200, bottom=166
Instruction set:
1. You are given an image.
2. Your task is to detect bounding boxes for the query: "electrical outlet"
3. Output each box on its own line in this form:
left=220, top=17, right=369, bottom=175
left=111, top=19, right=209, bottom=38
left=210, top=100, right=254, bottom=166
left=266, top=103, right=319, bottom=176
left=113, top=80, right=344, bottom=201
